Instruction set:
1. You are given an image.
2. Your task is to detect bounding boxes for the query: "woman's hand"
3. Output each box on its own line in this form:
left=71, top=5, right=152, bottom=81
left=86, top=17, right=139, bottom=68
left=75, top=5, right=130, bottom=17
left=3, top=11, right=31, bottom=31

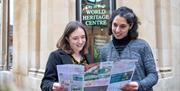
left=121, top=81, right=139, bottom=91
left=52, top=82, right=67, bottom=91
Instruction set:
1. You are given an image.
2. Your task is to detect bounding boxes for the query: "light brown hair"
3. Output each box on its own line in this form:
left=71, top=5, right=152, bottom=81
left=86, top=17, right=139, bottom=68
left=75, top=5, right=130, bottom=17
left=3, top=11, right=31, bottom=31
left=56, top=21, right=89, bottom=55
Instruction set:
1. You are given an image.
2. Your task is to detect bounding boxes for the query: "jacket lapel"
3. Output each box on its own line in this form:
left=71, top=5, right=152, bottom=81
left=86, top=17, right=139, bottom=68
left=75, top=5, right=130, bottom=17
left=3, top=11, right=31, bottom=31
left=61, top=54, right=73, bottom=64
left=58, top=49, right=73, bottom=64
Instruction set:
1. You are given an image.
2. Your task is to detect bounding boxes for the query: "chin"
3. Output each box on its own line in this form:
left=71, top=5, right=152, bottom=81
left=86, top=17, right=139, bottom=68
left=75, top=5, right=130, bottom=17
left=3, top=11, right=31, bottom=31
left=115, top=36, right=123, bottom=39
left=77, top=48, right=83, bottom=51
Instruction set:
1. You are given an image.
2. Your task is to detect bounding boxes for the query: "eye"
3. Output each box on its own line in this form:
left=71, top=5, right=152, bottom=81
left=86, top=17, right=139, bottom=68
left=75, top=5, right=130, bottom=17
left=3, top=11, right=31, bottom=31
left=113, top=23, right=118, bottom=27
left=72, top=37, right=78, bottom=40
left=119, top=24, right=128, bottom=29
left=81, top=35, right=86, bottom=39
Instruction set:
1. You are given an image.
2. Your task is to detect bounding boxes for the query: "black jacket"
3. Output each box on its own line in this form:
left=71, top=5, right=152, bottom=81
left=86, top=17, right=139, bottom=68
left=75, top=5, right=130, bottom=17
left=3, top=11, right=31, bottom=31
left=40, top=49, right=90, bottom=91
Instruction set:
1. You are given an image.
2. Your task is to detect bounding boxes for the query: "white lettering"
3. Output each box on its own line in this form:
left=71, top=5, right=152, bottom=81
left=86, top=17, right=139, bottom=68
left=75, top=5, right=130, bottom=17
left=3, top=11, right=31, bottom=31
left=85, top=9, right=107, bottom=14
left=82, top=15, right=109, bottom=21
left=85, top=20, right=107, bottom=26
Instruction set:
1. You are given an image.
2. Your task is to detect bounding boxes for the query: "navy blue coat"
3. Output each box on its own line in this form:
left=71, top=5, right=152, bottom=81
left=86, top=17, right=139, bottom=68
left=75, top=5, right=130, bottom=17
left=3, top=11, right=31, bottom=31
left=40, top=49, right=91, bottom=91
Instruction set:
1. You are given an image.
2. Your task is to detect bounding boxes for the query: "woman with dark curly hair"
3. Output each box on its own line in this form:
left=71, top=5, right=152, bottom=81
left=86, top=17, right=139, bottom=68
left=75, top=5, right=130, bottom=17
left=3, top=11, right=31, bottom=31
left=100, top=6, right=158, bottom=91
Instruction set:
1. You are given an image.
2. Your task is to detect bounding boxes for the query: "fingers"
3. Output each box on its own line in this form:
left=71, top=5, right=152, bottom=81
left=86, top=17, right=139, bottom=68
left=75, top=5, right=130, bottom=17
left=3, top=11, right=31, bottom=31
left=52, top=83, right=67, bottom=91
left=128, top=81, right=138, bottom=87
left=121, top=82, right=138, bottom=91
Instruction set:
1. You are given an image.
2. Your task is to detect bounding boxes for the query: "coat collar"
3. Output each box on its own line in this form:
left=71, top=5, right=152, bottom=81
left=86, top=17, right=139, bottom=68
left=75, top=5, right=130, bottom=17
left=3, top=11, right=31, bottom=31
left=57, top=49, right=73, bottom=64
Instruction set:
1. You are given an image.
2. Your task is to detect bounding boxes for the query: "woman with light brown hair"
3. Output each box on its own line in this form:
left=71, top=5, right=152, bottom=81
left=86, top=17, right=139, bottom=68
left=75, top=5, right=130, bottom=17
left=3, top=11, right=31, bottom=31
left=41, top=21, right=91, bottom=91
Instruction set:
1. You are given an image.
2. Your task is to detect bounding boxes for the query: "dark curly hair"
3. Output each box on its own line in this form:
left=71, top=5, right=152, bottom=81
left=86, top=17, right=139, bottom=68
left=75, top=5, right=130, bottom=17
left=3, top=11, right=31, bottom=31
left=108, top=6, right=140, bottom=39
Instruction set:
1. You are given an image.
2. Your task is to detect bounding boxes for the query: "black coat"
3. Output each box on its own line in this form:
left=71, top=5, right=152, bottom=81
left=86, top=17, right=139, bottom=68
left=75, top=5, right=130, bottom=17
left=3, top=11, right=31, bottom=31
left=40, top=49, right=91, bottom=91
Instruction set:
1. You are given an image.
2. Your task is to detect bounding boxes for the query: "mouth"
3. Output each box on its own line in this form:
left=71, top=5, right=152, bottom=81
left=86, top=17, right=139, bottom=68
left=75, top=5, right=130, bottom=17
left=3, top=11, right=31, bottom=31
left=115, top=34, right=122, bottom=37
left=76, top=44, right=84, bottom=48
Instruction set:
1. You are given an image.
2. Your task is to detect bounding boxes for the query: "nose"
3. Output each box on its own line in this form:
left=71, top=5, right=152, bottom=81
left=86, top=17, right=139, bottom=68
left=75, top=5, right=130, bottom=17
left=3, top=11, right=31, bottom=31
left=78, top=38, right=83, bottom=44
left=115, top=26, right=121, bottom=33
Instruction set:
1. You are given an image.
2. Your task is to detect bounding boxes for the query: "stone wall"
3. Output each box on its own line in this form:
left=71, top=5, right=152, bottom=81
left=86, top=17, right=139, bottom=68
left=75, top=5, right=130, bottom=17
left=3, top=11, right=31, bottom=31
left=0, top=0, right=179, bottom=91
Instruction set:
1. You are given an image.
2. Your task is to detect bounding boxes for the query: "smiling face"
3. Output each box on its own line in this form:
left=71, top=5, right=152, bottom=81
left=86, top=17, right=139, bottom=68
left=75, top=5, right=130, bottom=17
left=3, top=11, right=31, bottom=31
left=67, top=27, right=86, bottom=54
left=112, top=15, right=130, bottom=39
